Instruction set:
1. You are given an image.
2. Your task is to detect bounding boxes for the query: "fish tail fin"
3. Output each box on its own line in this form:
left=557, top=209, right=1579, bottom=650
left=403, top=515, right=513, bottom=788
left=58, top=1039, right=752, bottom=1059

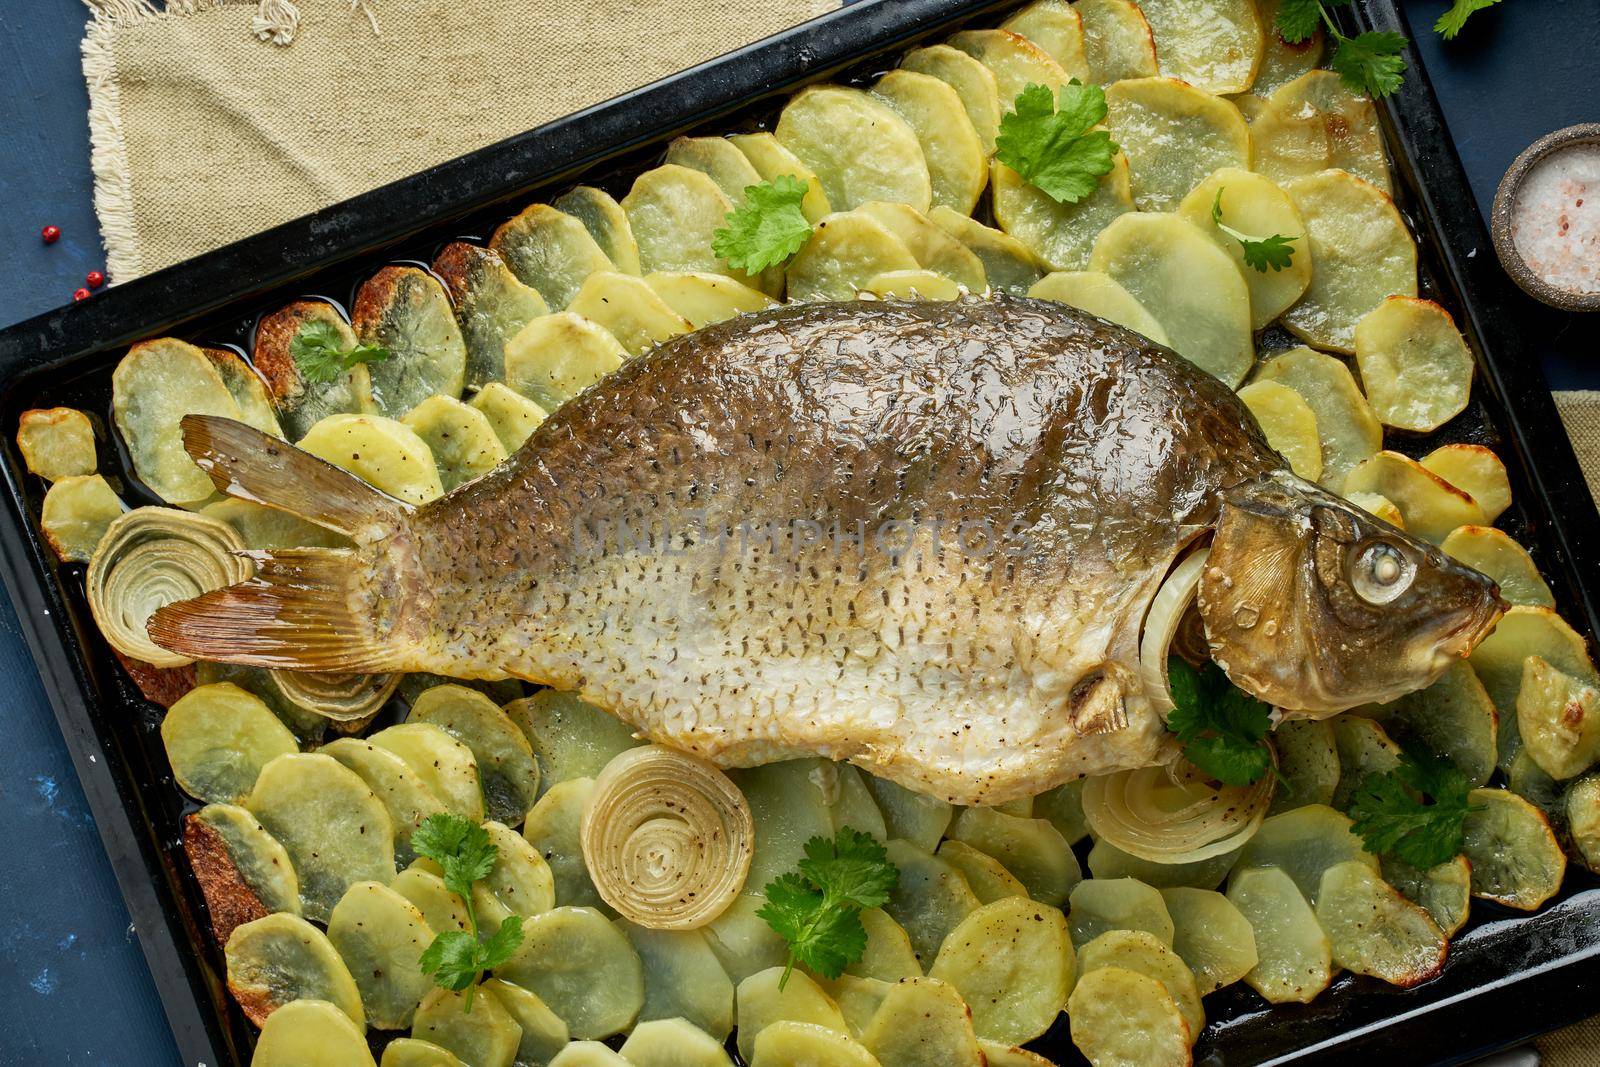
left=146, top=415, right=416, bottom=672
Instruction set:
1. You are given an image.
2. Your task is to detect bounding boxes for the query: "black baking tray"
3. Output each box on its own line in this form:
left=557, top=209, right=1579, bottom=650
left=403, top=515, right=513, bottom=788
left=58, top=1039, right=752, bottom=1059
left=0, top=0, right=1597, bottom=1064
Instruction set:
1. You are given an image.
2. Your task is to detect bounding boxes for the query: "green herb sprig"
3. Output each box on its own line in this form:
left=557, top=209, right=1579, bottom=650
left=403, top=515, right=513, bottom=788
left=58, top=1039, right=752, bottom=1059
left=1211, top=189, right=1299, bottom=273
left=289, top=318, right=390, bottom=385
left=1166, top=658, right=1277, bottom=787
left=712, top=175, right=815, bottom=274
left=994, top=82, right=1119, bottom=205
left=413, top=813, right=524, bottom=1010
left=1276, top=0, right=1500, bottom=98
left=757, top=827, right=900, bottom=989
left=1349, top=752, right=1477, bottom=868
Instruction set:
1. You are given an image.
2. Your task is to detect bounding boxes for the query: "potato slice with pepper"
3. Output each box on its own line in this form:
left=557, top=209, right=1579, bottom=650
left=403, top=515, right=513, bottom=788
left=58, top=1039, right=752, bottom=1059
left=931, top=896, right=1075, bottom=1044
left=432, top=241, right=549, bottom=388
left=787, top=212, right=920, bottom=302
left=1068, top=966, right=1191, bottom=1066
left=352, top=266, right=468, bottom=417
left=1226, top=866, right=1333, bottom=1003
left=554, top=186, right=642, bottom=275
left=252, top=301, right=374, bottom=440
left=862, top=976, right=986, bottom=1067
left=1068, top=877, right=1174, bottom=947
left=492, top=202, right=616, bottom=310
left=1315, top=861, right=1446, bottom=987
left=1161, top=886, right=1258, bottom=993
left=226, top=912, right=364, bottom=1027
left=1517, top=654, right=1600, bottom=780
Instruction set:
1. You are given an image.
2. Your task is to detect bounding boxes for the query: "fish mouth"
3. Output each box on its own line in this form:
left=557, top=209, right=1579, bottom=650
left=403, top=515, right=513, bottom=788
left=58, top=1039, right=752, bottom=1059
left=1444, top=586, right=1509, bottom=658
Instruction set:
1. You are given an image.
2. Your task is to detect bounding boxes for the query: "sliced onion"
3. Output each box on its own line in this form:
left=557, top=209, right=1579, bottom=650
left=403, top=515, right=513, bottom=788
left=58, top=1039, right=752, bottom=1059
left=581, top=744, right=754, bottom=929
left=272, top=669, right=400, bottom=724
left=1083, top=758, right=1272, bottom=864
left=87, top=507, right=251, bottom=668
left=1139, top=543, right=1212, bottom=717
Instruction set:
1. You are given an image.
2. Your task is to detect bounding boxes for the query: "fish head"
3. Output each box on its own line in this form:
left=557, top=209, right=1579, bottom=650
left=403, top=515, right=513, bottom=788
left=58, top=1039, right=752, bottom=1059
left=1197, top=469, right=1505, bottom=713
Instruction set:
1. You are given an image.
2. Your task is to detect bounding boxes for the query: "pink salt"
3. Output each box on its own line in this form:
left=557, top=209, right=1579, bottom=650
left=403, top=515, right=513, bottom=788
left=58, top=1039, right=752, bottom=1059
left=1510, top=142, right=1600, bottom=294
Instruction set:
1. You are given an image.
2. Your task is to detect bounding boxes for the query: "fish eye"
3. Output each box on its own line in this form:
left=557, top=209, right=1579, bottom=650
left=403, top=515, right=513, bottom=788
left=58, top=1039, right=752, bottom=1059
left=1349, top=539, right=1416, bottom=605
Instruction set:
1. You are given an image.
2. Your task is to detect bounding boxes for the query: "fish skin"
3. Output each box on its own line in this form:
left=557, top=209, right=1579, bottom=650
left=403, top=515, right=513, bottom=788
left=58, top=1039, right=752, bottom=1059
left=392, top=296, right=1281, bottom=804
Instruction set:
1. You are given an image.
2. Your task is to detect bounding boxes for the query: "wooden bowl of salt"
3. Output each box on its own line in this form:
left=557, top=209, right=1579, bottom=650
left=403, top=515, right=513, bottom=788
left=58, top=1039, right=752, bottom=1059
left=1492, top=123, right=1600, bottom=313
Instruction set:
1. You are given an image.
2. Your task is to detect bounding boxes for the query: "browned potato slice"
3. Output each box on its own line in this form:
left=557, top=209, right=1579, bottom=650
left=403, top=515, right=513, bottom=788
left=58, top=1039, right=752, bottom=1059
left=1105, top=79, right=1251, bottom=212
left=948, top=29, right=1070, bottom=103
left=225, top=911, right=364, bottom=1027
left=1315, top=861, right=1446, bottom=987
left=1253, top=71, right=1388, bottom=192
left=1076, top=0, right=1157, bottom=83
left=1382, top=854, right=1471, bottom=937
left=901, top=44, right=1002, bottom=154
left=112, top=337, right=247, bottom=505
left=252, top=301, right=374, bottom=440
left=432, top=241, right=549, bottom=389
left=1001, top=0, right=1091, bottom=81
left=351, top=266, right=468, bottom=417
left=929, top=896, right=1075, bottom=1044
left=861, top=976, right=986, bottom=1067
left=1354, top=296, right=1473, bottom=432
left=18, top=407, right=96, bottom=481
left=1143, top=0, right=1264, bottom=94
left=491, top=202, right=616, bottom=310
left=776, top=86, right=932, bottom=214
left=40, top=474, right=123, bottom=562
left=1343, top=451, right=1485, bottom=543
left=1442, top=526, right=1552, bottom=607
left=728, top=132, right=833, bottom=223
left=1461, top=788, right=1566, bottom=910
left=1422, top=444, right=1511, bottom=522
left=872, top=70, right=988, bottom=216
left=184, top=802, right=300, bottom=943
left=1067, top=965, right=1191, bottom=1066
left=1517, top=654, right=1600, bottom=779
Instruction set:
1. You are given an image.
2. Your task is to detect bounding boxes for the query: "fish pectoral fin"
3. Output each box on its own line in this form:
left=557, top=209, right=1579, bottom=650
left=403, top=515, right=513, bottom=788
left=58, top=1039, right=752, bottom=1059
left=1068, top=663, right=1130, bottom=736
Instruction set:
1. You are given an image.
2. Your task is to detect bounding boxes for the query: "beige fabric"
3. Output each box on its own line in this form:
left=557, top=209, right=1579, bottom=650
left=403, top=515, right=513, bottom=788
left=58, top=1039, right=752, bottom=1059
left=81, top=0, right=838, bottom=281
left=1556, top=391, right=1600, bottom=507
left=1541, top=1012, right=1600, bottom=1066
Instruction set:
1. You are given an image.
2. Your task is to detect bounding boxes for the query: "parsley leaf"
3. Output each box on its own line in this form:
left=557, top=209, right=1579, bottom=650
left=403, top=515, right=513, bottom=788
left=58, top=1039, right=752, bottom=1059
left=1349, top=753, right=1476, bottom=868
left=994, top=82, right=1119, bottom=205
left=712, top=175, right=815, bottom=274
left=758, top=828, right=899, bottom=988
left=1211, top=188, right=1300, bottom=273
left=1165, top=658, right=1276, bottom=787
left=412, top=813, right=523, bottom=1009
left=1331, top=30, right=1408, bottom=97
left=1274, top=0, right=1328, bottom=43
left=1435, top=0, right=1501, bottom=39
left=289, top=318, right=390, bottom=385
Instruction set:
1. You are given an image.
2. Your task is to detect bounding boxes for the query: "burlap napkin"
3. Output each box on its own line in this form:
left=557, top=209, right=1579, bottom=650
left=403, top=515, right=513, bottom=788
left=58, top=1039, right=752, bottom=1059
left=81, top=0, right=838, bottom=281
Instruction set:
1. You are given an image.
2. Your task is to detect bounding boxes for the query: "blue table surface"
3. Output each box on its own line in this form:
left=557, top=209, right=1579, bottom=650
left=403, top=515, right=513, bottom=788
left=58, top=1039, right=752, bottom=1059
left=0, top=2, right=1595, bottom=1064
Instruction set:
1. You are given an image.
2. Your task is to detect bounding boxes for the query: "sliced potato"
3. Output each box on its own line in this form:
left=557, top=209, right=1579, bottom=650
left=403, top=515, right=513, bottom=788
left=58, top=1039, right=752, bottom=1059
left=370, top=722, right=484, bottom=823
left=469, top=381, right=544, bottom=453
left=1002, top=0, right=1091, bottom=79
left=1236, top=380, right=1322, bottom=481
left=1067, top=965, right=1191, bottom=1066
left=734, top=967, right=849, bottom=1062
left=184, top=803, right=300, bottom=943
left=871, top=70, right=987, bottom=216
left=750, top=1020, right=879, bottom=1067
left=643, top=271, right=775, bottom=328
left=703, top=892, right=789, bottom=985
left=1461, top=788, right=1566, bottom=910
left=928, top=207, right=1048, bottom=294
left=1179, top=167, right=1312, bottom=328
left=819, top=973, right=890, bottom=1038
left=1067, top=877, right=1174, bottom=948
left=1027, top=270, right=1168, bottom=345
left=391, top=865, right=470, bottom=936
left=1347, top=490, right=1405, bottom=528
left=480, top=977, right=571, bottom=1066
left=225, top=911, right=363, bottom=1026
left=901, top=44, right=1002, bottom=154
left=1330, top=716, right=1403, bottom=811
left=737, top=758, right=843, bottom=886
left=1423, top=445, right=1511, bottom=523
left=401, top=394, right=507, bottom=492
left=252, top=999, right=376, bottom=1067
left=786, top=211, right=919, bottom=302
left=1381, top=854, right=1471, bottom=937
left=297, top=413, right=443, bottom=504
left=949, top=28, right=1069, bottom=103
left=246, top=753, right=396, bottom=922
left=1253, top=71, right=1388, bottom=192
left=1566, top=774, right=1600, bottom=873
left=865, top=270, right=963, bottom=300
left=412, top=986, right=523, bottom=1067
left=1076, top=0, right=1158, bottom=83
left=548, top=1043, right=628, bottom=1066
left=1344, top=451, right=1486, bottom=543
left=1316, top=860, right=1446, bottom=987
left=1371, top=661, right=1498, bottom=788
left=1105, top=79, right=1251, bottom=212
left=491, top=202, right=616, bottom=311
left=473, top=820, right=556, bottom=924
left=1442, top=527, right=1550, bottom=608
left=327, top=880, right=435, bottom=1029
left=1141, top=0, right=1263, bottom=93
left=1225, top=865, right=1333, bottom=1003
left=567, top=271, right=692, bottom=357
left=884, top=839, right=983, bottom=966
left=1080, top=929, right=1201, bottom=1040
left=351, top=266, right=468, bottom=417
left=666, top=135, right=767, bottom=209
left=1086, top=838, right=1240, bottom=890
left=775, top=86, right=931, bottom=215
left=618, top=1018, right=731, bottom=1067
left=251, top=302, right=374, bottom=441
left=523, top=777, right=606, bottom=910
left=432, top=241, right=550, bottom=389
left=322, top=738, right=446, bottom=866
left=728, top=132, right=833, bottom=223
left=937, top=839, right=1027, bottom=902
left=930, top=896, right=1074, bottom=1044
left=409, top=684, right=539, bottom=825
left=1089, top=212, right=1253, bottom=386
left=1250, top=346, right=1381, bottom=489
left=1282, top=169, right=1417, bottom=353
left=503, top=311, right=625, bottom=412
left=195, top=661, right=325, bottom=741
left=1269, top=719, right=1340, bottom=813
left=623, top=164, right=777, bottom=294
left=864, top=775, right=953, bottom=852
left=1508, top=747, right=1565, bottom=818
left=554, top=186, right=642, bottom=275
left=505, top=689, right=642, bottom=798
left=205, top=347, right=284, bottom=437
left=841, top=907, right=922, bottom=982
left=497, top=906, right=644, bottom=1039
left=622, top=923, right=735, bottom=1040
left=1517, top=654, right=1600, bottom=780
left=1474, top=605, right=1597, bottom=770
left=1248, top=0, right=1325, bottom=97
left=947, top=805, right=1078, bottom=905
left=40, top=474, right=123, bottom=562
left=112, top=337, right=245, bottom=505
left=1354, top=296, right=1473, bottom=432
left=161, top=682, right=298, bottom=805
left=381, top=1038, right=467, bottom=1067
left=17, top=407, right=96, bottom=481
left=854, top=202, right=986, bottom=291
left=979, top=1041, right=1057, bottom=1067
left=1161, top=886, right=1258, bottom=993
left=991, top=156, right=1133, bottom=273
left=861, top=976, right=985, bottom=1067
left=1234, top=803, right=1377, bottom=903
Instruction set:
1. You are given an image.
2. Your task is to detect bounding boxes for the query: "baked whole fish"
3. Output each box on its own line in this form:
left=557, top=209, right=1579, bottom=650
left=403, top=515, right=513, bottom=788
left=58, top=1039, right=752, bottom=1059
left=151, top=296, right=1504, bottom=804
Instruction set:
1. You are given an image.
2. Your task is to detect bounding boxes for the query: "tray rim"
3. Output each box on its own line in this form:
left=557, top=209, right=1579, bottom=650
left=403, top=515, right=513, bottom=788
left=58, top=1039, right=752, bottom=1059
left=0, top=0, right=1596, bottom=1063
